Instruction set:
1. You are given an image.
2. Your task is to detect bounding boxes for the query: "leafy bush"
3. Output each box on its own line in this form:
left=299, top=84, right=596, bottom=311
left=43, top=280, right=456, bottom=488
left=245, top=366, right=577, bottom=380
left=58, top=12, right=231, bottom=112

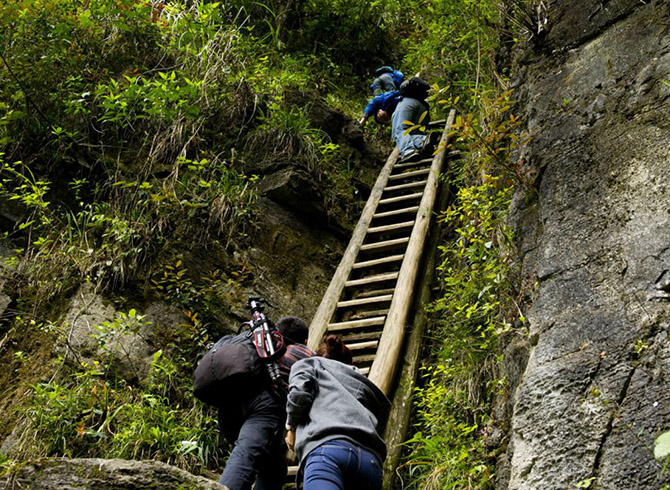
left=20, top=322, right=219, bottom=473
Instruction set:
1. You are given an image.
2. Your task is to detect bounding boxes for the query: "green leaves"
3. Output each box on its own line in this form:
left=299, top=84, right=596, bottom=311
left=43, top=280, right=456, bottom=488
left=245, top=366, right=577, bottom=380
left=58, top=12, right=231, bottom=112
left=407, top=173, right=513, bottom=490
left=655, top=431, right=670, bottom=460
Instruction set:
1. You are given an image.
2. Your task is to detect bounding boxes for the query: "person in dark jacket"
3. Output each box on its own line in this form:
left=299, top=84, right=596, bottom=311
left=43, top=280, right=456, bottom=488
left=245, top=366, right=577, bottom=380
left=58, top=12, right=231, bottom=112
left=370, top=66, right=404, bottom=95
left=285, top=335, right=391, bottom=490
left=217, top=316, right=313, bottom=490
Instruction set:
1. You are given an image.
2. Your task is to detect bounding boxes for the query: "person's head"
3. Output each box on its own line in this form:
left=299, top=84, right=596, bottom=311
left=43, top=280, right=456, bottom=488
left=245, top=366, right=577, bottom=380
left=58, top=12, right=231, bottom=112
left=276, top=316, right=309, bottom=345
left=317, top=334, right=353, bottom=365
left=375, top=109, right=390, bottom=125
left=375, top=66, right=393, bottom=75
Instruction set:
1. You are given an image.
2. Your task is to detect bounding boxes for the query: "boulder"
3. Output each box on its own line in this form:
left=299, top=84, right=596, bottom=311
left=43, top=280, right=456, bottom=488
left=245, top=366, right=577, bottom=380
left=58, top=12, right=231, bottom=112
left=63, top=285, right=153, bottom=382
left=0, top=458, right=222, bottom=490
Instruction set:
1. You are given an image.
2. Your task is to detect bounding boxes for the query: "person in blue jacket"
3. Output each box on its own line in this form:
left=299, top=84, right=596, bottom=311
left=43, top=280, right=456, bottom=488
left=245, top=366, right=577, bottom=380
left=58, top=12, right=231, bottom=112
left=370, top=66, right=404, bottom=95
left=359, top=90, right=430, bottom=160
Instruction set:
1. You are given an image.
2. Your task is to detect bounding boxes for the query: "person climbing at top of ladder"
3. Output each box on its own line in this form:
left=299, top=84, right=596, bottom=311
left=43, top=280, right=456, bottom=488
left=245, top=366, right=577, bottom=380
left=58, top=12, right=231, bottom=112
left=358, top=75, right=432, bottom=160
left=369, top=65, right=404, bottom=95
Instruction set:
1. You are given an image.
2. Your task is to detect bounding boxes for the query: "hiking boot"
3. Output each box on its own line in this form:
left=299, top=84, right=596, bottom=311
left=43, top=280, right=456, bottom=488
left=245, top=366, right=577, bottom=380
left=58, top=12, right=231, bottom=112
left=421, top=131, right=440, bottom=155
left=399, top=149, right=420, bottom=162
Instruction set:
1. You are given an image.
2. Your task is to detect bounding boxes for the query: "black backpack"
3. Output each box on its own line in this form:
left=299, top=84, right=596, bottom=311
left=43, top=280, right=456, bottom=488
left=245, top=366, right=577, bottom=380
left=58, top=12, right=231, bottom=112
left=193, top=331, right=267, bottom=407
left=399, top=76, right=431, bottom=101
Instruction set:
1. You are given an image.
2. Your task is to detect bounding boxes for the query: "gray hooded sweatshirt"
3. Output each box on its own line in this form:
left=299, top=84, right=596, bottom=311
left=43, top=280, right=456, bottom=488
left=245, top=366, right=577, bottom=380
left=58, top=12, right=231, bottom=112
left=286, top=356, right=391, bottom=467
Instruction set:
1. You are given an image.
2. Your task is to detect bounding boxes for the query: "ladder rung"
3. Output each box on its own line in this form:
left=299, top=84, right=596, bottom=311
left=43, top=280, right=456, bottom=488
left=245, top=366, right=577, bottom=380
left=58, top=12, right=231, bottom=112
left=360, top=237, right=409, bottom=252
left=359, top=366, right=370, bottom=375
left=379, top=192, right=423, bottom=205
left=288, top=466, right=299, bottom=477
left=368, top=221, right=415, bottom=234
left=384, top=180, right=427, bottom=192
left=428, top=119, right=446, bottom=127
left=328, top=316, right=386, bottom=331
left=353, top=354, right=376, bottom=363
left=353, top=254, right=404, bottom=269
left=347, top=340, right=379, bottom=350
left=388, top=168, right=430, bottom=181
left=345, top=272, right=399, bottom=287
left=337, top=294, right=393, bottom=309
left=355, top=289, right=395, bottom=299
left=374, top=206, right=419, bottom=219
left=342, top=331, right=384, bottom=342
left=346, top=309, right=390, bottom=320
left=393, top=158, right=432, bottom=169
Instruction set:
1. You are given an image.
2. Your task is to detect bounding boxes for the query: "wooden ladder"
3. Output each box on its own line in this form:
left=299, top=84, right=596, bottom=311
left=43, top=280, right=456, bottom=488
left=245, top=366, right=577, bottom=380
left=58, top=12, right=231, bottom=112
left=307, top=109, right=456, bottom=395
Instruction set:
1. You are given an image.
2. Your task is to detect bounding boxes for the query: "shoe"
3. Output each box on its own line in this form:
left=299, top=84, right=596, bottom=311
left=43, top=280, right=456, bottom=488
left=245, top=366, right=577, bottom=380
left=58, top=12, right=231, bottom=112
left=421, top=131, right=440, bottom=155
left=399, top=149, right=420, bottom=162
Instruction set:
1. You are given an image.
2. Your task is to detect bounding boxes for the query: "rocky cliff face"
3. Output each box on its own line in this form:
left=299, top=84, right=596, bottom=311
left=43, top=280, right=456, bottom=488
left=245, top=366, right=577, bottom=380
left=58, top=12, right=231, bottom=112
left=504, top=1, right=670, bottom=488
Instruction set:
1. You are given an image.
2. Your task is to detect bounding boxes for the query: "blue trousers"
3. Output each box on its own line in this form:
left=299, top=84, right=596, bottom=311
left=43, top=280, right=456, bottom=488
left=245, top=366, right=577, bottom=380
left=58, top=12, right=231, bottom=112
left=218, top=389, right=286, bottom=490
left=391, top=97, right=429, bottom=158
left=372, top=73, right=396, bottom=95
left=303, top=439, right=383, bottom=490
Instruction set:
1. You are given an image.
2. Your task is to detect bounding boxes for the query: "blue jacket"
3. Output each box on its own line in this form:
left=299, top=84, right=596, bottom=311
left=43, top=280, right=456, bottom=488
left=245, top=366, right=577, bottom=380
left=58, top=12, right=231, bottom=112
left=363, top=90, right=402, bottom=119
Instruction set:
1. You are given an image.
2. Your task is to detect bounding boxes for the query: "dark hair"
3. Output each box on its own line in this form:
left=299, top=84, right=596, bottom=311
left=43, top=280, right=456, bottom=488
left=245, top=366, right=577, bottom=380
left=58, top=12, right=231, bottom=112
left=374, top=109, right=390, bottom=125
left=317, top=335, right=353, bottom=365
left=276, top=316, right=309, bottom=345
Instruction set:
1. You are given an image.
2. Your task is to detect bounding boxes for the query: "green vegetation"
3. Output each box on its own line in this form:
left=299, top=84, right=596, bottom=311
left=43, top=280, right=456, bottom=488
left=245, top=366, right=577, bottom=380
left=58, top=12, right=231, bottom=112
left=0, top=0, right=537, bottom=483
left=405, top=173, right=514, bottom=489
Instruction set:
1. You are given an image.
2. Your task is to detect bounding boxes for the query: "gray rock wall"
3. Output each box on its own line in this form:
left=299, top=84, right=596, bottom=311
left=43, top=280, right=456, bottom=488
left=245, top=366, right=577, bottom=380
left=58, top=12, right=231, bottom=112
left=505, top=1, right=670, bottom=489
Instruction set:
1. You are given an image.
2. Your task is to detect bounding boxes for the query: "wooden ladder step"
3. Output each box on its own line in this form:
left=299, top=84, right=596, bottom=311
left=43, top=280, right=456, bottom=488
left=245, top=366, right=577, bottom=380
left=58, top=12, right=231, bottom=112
left=354, top=289, right=395, bottom=299
left=353, top=254, right=404, bottom=269
left=368, top=221, right=414, bottom=234
left=388, top=168, right=430, bottom=181
left=373, top=206, right=419, bottom=219
left=393, top=158, right=432, bottom=170
left=342, top=331, right=384, bottom=342
left=360, top=237, right=409, bottom=252
left=384, top=180, right=427, bottom=192
left=328, top=316, right=386, bottom=331
left=379, top=192, right=423, bottom=205
left=353, top=354, right=376, bottom=363
left=345, top=272, right=399, bottom=287
left=337, top=294, right=393, bottom=309
left=347, top=340, right=379, bottom=351
left=359, top=366, right=371, bottom=375
left=427, top=119, right=446, bottom=128
left=346, top=309, right=390, bottom=320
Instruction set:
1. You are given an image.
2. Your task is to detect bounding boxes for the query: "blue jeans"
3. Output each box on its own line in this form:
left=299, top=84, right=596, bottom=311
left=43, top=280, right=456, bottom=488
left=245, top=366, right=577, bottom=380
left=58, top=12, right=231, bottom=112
left=372, top=73, right=396, bottom=95
left=391, top=97, right=429, bottom=158
left=218, top=389, right=286, bottom=490
left=303, top=439, right=383, bottom=490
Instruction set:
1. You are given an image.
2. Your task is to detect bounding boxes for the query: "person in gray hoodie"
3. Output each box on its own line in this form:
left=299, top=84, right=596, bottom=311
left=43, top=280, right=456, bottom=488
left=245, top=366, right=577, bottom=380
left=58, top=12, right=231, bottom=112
left=285, top=335, right=391, bottom=490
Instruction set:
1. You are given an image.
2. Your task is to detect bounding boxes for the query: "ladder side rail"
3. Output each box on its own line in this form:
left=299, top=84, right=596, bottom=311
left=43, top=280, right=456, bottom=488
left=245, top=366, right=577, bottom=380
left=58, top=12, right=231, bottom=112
left=368, top=109, right=456, bottom=394
left=308, top=148, right=400, bottom=351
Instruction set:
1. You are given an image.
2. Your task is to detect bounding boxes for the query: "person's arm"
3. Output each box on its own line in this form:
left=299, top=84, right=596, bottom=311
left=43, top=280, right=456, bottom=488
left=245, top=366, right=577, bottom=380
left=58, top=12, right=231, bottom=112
left=285, top=360, right=317, bottom=430
left=360, top=95, right=382, bottom=125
